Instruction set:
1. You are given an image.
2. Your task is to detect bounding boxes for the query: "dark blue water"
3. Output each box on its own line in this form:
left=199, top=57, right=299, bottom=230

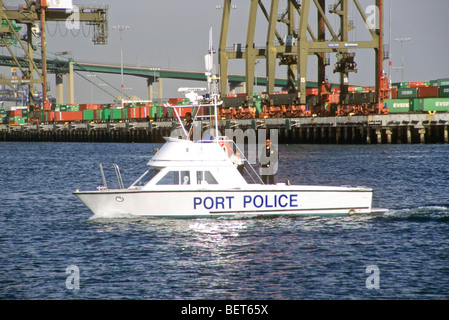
left=1, top=142, right=449, bottom=300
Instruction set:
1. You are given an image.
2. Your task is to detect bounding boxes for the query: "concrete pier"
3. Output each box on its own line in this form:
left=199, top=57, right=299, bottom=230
left=1, top=113, right=449, bottom=144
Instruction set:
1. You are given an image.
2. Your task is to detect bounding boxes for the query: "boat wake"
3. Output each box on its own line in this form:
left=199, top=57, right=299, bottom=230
left=381, top=205, right=449, bottom=222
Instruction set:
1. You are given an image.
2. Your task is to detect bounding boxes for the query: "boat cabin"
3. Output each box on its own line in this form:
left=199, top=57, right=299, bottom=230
left=128, top=137, right=248, bottom=190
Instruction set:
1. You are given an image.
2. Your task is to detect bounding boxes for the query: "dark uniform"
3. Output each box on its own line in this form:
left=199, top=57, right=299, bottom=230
left=184, top=112, right=193, bottom=140
left=260, top=139, right=278, bottom=185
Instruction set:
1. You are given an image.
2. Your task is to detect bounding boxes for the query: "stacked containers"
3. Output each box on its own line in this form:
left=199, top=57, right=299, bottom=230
left=6, top=107, right=28, bottom=125
left=439, top=86, right=449, bottom=98
left=397, top=87, right=418, bottom=99
left=127, top=106, right=150, bottom=120
left=55, top=111, right=83, bottom=122
left=385, top=99, right=411, bottom=113
left=418, top=86, right=439, bottom=98
left=0, top=107, right=7, bottom=123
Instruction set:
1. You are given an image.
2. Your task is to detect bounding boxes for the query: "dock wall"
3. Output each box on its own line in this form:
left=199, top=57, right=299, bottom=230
left=1, top=113, right=448, bottom=144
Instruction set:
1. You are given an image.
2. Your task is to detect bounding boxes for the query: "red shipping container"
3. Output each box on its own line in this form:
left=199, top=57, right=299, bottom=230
left=127, top=107, right=149, bottom=119
left=306, top=88, right=318, bottom=96
left=8, top=109, right=23, bottom=117
left=332, top=87, right=341, bottom=94
left=127, top=107, right=136, bottom=119
left=409, top=82, right=425, bottom=88
left=79, top=104, right=102, bottom=111
left=56, top=111, right=83, bottom=122
left=179, top=107, right=192, bottom=117
left=330, top=93, right=340, bottom=104
left=390, top=88, right=398, bottom=99
left=418, top=86, right=439, bottom=98
left=141, top=106, right=149, bottom=118
left=45, top=111, right=55, bottom=122
left=168, top=98, right=179, bottom=105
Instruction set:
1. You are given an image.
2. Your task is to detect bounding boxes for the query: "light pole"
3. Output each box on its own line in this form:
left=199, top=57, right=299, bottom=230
left=394, top=37, right=411, bottom=82
left=87, top=72, right=97, bottom=103
left=113, top=25, right=130, bottom=100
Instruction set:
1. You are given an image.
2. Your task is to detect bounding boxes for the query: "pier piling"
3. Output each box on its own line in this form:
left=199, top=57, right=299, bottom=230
left=1, top=114, right=449, bottom=144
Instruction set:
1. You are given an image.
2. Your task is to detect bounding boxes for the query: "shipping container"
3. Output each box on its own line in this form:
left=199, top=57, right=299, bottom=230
left=44, top=111, right=55, bottom=122
left=7, top=109, right=22, bottom=117
left=82, top=110, right=95, bottom=121
left=101, top=108, right=111, bottom=120
left=127, top=106, right=149, bottom=119
left=437, top=78, right=449, bottom=87
left=408, top=82, right=425, bottom=88
left=164, top=106, right=172, bottom=118
left=79, top=104, right=102, bottom=111
left=397, top=87, right=418, bottom=99
left=439, top=86, right=449, bottom=98
left=420, top=98, right=449, bottom=112
left=55, top=111, right=83, bottom=122
left=390, top=88, right=398, bottom=99
left=110, top=108, right=123, bottom=120
left=385, top=99, right=411, bottom=113
left=6, top=116, right=27, bottom=125
left=391, top=82, right=409, bottom=89
left=306, top=88, right=318, bottom=96
left=418, top=86, right=439, bottom=98
left=410, top=99, right=424, bottom=112
left=56, top=104, right=79, bottom=111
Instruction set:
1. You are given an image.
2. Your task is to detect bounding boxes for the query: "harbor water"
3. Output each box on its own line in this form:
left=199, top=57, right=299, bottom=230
left=1, top=142, right=449, bottom=300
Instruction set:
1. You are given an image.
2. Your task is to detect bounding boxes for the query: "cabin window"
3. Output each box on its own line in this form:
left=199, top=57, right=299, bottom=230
left=197, top=171, right=218, bottom=185
left=156, top=171, right=190, bottom=185
left=130, top=169, right=160, bottom=187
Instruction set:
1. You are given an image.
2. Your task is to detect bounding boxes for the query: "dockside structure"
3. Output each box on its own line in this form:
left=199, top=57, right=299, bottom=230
left=2, top=113, right=449, bottom=144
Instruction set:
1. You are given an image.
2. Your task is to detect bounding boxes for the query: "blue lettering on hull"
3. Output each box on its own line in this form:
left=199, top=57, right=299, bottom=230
left=194, top=194, right=298, bottom=211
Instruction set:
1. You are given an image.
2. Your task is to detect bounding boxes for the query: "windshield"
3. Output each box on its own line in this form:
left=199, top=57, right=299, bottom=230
left=130, top=169, right=160, bottom=187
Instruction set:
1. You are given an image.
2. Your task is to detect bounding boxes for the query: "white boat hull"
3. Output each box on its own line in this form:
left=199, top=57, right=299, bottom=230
left=74, top=186, right=374, bottom=218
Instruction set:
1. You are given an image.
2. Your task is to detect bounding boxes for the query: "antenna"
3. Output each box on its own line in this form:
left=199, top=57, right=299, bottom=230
left=205, top=27, right=218, bottom=96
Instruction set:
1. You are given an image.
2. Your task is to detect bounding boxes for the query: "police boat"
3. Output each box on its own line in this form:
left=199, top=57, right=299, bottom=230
left=74, top=31, right=382, bottom=218
left=74, top=90, right=379, bottom=218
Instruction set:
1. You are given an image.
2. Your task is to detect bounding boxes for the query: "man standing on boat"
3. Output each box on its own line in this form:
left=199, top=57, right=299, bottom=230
left=260, top=138, right=278, bottom=184
left=184, top=112, right=193, bottom=140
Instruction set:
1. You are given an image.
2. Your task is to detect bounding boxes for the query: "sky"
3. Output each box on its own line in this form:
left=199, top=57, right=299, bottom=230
left=1, top=0, right=449, bottom=104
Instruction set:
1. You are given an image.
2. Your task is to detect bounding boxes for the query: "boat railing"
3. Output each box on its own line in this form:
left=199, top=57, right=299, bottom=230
left=216, top=136, right=264, bottom=185
left=98, top=163, right=125, bottom=190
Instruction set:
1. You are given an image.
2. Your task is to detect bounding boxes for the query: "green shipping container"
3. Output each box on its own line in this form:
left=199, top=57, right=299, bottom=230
left=437, top=78, right=449, bottom=87
left=410, top=98, right=423, bottom=111
left=101, top=108, right=111, bottom=120
left=83, top=110, right=94, bottom=120
left=392, top=82, right=409, bottom=89
left=149, top=106, right=160, bottom=118
left=67, top=105, right=79, bottom=111
left=385, top=99, right=411, bottom=113
left=7, top=116, right=27, bottom=124
left=420, top=98, right=449, bottom=112
left=164, top=106, right=172, bottom=118
left=111, top=108, right=123, bottom=120
left=397, top=87, right=418, bottom=99
left=438, top=86, right=449, bottom=98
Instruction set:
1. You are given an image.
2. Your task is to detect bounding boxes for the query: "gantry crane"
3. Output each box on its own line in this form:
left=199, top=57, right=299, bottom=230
left=219, top=0, right=388, bottom=115
left=0, top=0, right=108, bottom=108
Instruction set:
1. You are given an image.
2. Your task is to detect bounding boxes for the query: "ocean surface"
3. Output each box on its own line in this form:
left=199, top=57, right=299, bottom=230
left=1, top=141, right=449, bottom=300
